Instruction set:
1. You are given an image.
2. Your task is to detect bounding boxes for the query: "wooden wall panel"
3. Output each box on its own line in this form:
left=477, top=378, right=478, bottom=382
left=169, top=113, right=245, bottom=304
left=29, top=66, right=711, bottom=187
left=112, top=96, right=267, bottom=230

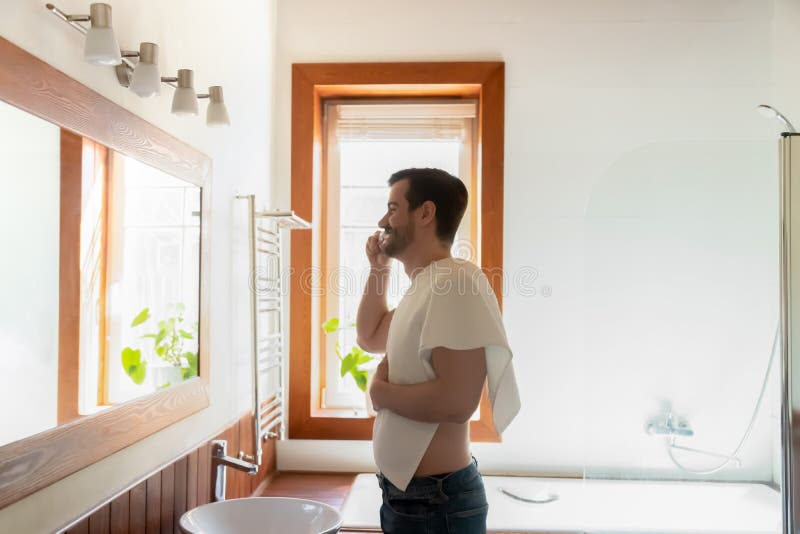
left=160, top=464, right=174, bottom=533
left=61, top=412, right=278, bottom=533
left=69, top=518, right=89, bottom=534
left=88, top=504, right=109, bottom=534
left=144, top=473, right=161, bottom=534
left=128, top=481, right=146, bottom=534
left=172, top=457, right=187, bottom=534
left=109, top=493, right=129, bottom=533
left=196, top=434, right=211, bottom=507
left=186, top=451, right=198, bottom=512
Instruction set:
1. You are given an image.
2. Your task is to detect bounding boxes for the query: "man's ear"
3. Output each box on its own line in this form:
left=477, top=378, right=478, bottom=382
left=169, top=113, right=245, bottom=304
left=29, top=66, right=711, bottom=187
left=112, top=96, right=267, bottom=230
left=419, top=200, right=437, bottom=227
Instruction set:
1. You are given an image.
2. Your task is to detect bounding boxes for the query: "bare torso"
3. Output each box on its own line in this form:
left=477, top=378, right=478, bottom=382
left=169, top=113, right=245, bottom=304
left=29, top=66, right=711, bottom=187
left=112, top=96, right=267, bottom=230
left=414, top=420, right=472, bottom=476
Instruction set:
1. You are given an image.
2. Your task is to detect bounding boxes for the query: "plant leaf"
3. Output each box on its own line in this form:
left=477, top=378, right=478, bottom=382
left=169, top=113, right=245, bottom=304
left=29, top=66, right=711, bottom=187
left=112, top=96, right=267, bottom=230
left=121, top=346, right=141, bottom=370
left=355, top=353, right=374, bottom=366
left=155, top=328, right=167, bottom=346
left=178, top=329, right=194, bottom=339
left=131, top=308, right=150, bottom=327
left=183, top=351, right=198, bottom=378
left=157, top=381, right=171, bottom=389
left=175, top=303, right=185, bottom=314
left=321, top=317, right=340, bottom=333
left=349, top=345, right=373, bottom=366
left=123, top=359, right=147, bottom=385
left=130, top=363, right=147, bottom=385
left=352, top=370, right=368, bottom=392
left=340, top=353, right=356, bottom=377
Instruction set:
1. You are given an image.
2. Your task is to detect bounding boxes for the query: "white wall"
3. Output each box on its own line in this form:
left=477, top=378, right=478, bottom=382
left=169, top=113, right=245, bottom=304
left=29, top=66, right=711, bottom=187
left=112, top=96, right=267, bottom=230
left=0, top=0, right=275, bottom=531
left=274, top=0, right=783, bottom=482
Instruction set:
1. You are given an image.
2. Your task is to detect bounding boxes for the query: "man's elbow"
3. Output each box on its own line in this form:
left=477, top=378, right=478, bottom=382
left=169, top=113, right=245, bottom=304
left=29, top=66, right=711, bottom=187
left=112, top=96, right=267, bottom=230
left=356, top=335, right=375, bottom=353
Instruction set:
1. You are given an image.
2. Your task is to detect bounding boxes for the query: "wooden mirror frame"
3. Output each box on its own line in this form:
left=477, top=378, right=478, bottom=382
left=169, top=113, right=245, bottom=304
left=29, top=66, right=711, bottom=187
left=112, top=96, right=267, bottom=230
left=0, top=37, right=212, bottom=509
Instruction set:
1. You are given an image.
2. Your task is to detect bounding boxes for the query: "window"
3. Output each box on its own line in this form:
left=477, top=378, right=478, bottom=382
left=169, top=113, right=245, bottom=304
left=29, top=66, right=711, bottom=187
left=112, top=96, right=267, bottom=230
left=289, top=62, right=505, bottom=441
left=319, top=100, right=479, bottom=411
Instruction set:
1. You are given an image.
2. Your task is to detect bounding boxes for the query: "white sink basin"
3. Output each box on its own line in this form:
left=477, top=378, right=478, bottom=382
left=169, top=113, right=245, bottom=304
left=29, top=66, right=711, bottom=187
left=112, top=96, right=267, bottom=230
left=179, top=497, right=343, bottom=534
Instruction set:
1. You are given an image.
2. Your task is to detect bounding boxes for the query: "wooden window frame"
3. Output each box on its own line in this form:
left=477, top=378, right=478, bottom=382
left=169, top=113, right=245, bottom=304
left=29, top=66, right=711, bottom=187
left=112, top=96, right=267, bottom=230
left=289, top=62, right=505, bottom=441
left=0, top=36, right=211, bottom=509
left=57, top=134, right=111, bottom=423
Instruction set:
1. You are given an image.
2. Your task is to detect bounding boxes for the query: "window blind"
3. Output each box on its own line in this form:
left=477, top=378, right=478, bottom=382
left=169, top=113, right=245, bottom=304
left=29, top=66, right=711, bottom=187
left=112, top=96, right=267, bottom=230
left=332, top=101, right=477, bottom=141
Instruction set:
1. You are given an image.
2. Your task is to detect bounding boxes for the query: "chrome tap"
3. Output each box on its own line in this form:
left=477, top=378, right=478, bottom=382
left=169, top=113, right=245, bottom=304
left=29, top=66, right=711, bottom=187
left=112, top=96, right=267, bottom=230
left=211, top=439, right=258, bottom=501
left=645, top=412, right=694, bottom=437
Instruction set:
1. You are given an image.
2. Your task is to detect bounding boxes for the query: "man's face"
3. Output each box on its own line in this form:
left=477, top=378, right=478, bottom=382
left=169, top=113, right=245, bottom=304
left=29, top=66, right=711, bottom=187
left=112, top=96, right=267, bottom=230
left=377, top=179, right=415, bottom=258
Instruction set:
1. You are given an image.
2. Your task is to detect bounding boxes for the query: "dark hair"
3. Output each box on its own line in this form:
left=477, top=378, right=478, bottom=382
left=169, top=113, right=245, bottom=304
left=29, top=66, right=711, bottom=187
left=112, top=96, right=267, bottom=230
left=388, top=168, right=468, bottom=245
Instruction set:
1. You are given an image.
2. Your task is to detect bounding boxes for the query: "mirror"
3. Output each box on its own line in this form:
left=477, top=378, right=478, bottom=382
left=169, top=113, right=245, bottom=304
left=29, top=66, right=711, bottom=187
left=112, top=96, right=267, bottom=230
left=0, top=99, right=202, bottom=447
left=0, top=35, right=210, bottom=510
left=0, top=100, right=61, bottom=446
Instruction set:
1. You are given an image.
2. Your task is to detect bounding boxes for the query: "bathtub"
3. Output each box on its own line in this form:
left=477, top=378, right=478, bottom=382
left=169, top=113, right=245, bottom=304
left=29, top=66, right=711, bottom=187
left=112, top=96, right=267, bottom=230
left=341, top=474, right=781, bottom=533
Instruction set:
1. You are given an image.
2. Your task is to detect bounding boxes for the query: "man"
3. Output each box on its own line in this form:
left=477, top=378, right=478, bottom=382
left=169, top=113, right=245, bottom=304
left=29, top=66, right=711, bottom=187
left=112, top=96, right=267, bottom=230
left=356, top=168, right=520, bottom=534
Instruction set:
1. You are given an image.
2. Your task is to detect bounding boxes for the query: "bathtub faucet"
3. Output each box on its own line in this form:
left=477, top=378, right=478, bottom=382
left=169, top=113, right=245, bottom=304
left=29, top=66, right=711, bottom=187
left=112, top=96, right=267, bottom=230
left=645, top=412, right=694, bottom=437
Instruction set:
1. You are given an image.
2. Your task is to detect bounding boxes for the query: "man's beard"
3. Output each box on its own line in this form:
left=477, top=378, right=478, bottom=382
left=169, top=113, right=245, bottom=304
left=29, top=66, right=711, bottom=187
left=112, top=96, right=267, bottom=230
left=382, top=219, right=415, bottom=258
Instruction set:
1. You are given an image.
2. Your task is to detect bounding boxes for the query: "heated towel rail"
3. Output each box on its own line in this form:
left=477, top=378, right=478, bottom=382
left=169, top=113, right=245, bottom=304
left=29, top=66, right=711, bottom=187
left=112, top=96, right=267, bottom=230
left=236, top=195, right=310, bottom=466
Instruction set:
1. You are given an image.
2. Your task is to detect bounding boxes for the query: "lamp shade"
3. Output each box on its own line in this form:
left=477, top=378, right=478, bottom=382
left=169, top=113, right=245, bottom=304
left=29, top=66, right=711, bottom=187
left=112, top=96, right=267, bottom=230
left=83, top=4, right=121, bottom=66
left=206, top=86, right=230, bottom=127
left=130, top=42, right=160, bottom=97
left=171, top=69, right=198, bottom=116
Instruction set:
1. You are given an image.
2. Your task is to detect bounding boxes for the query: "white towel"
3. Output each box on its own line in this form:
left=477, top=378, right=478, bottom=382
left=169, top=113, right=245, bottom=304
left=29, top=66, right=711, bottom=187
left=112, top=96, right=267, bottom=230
left=372, top=257, right=521, bottom=491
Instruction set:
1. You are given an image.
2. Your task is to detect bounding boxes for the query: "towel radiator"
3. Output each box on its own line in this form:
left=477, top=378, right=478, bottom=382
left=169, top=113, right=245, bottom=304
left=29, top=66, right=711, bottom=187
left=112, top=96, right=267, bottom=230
left=236, top=195, right=310, bottom=465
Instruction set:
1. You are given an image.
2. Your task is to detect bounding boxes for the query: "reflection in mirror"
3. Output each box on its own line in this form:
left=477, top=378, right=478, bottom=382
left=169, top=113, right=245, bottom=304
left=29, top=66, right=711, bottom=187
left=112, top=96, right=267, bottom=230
left=92, top=152, right=201, bottom=407
left=0, top=100, right=61, bottom=446
left=0, top=100, right=201, bottom=447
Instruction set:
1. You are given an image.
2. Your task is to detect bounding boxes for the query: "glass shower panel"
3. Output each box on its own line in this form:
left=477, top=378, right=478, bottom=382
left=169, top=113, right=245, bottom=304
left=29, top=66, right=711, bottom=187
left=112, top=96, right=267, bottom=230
left=581, top=139, right=781, bottom=531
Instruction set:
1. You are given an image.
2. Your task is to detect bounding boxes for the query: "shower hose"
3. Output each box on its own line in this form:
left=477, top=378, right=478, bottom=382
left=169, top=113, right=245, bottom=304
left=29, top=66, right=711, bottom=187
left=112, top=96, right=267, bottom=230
left=667, top=324, right=779, bottom=475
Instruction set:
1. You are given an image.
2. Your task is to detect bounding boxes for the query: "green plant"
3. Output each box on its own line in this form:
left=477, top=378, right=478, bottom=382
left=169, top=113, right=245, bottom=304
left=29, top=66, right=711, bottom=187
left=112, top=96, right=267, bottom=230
left=322, top=317, right=375, bottom=392
left=122, top=303, right=198, bottom=386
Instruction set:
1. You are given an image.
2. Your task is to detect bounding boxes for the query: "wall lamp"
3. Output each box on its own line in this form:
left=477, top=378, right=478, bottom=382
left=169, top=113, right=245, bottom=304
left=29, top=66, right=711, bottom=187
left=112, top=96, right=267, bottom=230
left=45, top=3, right=230, bottom=127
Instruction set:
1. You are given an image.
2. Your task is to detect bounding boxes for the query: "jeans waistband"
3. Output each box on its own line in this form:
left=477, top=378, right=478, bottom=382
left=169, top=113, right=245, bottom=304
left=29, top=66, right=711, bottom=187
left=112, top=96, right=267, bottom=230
left=377, top=456, right=479, bottom=497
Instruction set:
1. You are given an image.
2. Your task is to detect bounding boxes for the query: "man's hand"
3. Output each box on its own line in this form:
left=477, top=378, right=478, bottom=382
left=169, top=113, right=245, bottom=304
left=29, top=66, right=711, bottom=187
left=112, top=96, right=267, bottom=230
left=369, top=356, right=389, bottom=411
left=366, top=231, right=391, bottom=269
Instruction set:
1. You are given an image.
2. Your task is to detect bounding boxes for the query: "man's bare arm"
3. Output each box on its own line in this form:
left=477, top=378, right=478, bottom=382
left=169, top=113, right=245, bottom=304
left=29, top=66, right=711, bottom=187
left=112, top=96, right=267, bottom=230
left=356, top=268, right=394, bottom=353
left=356, top=232, right=393, bottom=353
left=370, top=347, right=487, bottom=423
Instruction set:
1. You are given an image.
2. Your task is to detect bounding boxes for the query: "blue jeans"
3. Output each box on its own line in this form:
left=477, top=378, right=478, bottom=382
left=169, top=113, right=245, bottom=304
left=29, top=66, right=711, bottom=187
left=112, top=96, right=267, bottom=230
left=376, top=457, right=488, bottom=534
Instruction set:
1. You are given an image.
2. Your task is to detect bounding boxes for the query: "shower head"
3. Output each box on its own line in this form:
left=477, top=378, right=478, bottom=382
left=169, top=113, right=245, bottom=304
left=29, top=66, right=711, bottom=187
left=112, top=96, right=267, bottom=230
left=757, top=104, right=797, bottom=133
